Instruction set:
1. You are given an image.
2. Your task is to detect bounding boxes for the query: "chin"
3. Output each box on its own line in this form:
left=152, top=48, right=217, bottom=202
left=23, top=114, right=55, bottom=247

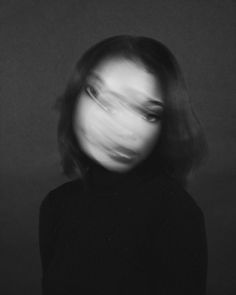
left=105, top=164, right=134, bottom=173
left=94, top=156, right=137, bottom=173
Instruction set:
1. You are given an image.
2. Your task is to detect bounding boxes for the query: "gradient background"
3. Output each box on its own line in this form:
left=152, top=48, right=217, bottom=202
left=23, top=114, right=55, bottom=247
left=1, top=0, right=235, bottom=294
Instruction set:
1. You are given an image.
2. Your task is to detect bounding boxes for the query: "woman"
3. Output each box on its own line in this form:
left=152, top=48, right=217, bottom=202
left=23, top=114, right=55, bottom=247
left=39, top=35, right=208, bottom=294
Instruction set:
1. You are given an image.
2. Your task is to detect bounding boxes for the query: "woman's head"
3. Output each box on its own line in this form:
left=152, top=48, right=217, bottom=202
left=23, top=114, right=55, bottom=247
left=73, top=57, right=164, bottom=173
left=57, top=35, right=207, bottom=184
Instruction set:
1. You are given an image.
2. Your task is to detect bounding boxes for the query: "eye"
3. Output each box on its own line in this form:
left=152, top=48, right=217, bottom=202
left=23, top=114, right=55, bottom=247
left=84, top=84, right=99, bottom=99
left=142, top=110, right=163, bottom=123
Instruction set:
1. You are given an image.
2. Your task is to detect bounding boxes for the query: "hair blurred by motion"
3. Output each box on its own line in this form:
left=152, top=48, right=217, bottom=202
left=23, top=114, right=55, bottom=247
left=55, top=35, right=208, bottom=186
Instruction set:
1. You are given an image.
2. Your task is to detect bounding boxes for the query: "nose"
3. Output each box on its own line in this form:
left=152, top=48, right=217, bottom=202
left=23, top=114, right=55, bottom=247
left=118, top=128, right=137, bottom=140
left=106, top=108, right=139, bottom=140
left=108, top=121, right=138, bottom=142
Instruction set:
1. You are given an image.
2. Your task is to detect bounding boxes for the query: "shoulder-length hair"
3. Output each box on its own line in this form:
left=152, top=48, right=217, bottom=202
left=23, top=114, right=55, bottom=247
left=55, top=35, right=208, bottom=186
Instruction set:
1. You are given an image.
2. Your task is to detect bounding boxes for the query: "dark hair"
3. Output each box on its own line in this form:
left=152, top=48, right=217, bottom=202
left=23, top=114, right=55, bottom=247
left=56, top=35, right=208, bottom=186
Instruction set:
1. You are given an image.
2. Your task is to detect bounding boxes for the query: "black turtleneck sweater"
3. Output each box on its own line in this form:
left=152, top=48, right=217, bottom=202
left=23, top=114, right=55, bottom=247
left=39, top=162, right=207, bottom=294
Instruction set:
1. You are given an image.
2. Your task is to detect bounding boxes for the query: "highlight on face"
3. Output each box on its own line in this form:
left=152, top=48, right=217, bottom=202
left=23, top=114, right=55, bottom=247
left=73, top=58, right=164, bottom=172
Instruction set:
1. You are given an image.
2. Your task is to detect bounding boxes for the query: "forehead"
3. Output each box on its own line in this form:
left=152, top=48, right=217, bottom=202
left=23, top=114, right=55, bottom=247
left=91, top=58, right=163, bottom=102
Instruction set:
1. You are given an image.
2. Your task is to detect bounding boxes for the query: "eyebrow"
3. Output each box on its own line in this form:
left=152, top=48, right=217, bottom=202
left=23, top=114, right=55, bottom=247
left=88, top=72, right=165, bottom=108
left=144, top=99, right=164, bottom=108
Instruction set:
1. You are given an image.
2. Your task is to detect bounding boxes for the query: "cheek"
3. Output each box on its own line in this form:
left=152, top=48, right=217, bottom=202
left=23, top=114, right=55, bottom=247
left=74, top=97, right=101, bottom=134
left=138, top=124, right=161, bottom=153
left=74, top=96, right=113, bottom=152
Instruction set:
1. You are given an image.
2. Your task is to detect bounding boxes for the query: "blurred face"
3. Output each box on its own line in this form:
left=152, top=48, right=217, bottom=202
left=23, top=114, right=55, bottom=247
left=73, top=58, right=164, bottom=173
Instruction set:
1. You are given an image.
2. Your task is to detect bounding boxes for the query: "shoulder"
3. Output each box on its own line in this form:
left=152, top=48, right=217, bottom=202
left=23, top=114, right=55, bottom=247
left=40, top=178, right=84, bottom=213
left=147, top=175, right=205, bottom=224
left=145, top=176, right=207, bottom=249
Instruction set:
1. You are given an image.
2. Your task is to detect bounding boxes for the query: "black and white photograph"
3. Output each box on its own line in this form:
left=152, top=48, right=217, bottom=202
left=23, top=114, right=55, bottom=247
left=1, top=1, right=235, bottom=294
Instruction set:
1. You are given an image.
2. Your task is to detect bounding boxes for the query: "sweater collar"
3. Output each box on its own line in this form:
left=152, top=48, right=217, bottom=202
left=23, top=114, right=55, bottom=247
left=84, top=159, right=156, bottom=196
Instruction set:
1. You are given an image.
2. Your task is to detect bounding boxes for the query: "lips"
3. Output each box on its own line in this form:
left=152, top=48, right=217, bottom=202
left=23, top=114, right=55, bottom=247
left=104, top=144, right=139, bottom=164
left=111, top=145, right=139, bottom=158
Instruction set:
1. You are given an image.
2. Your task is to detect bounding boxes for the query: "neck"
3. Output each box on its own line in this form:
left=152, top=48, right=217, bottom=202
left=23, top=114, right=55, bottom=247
left=84, top=159, right=155, bottom=195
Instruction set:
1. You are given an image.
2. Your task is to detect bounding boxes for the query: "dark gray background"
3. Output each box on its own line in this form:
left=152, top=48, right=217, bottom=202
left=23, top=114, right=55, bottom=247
left=1, top=0, right=235, bottom=294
